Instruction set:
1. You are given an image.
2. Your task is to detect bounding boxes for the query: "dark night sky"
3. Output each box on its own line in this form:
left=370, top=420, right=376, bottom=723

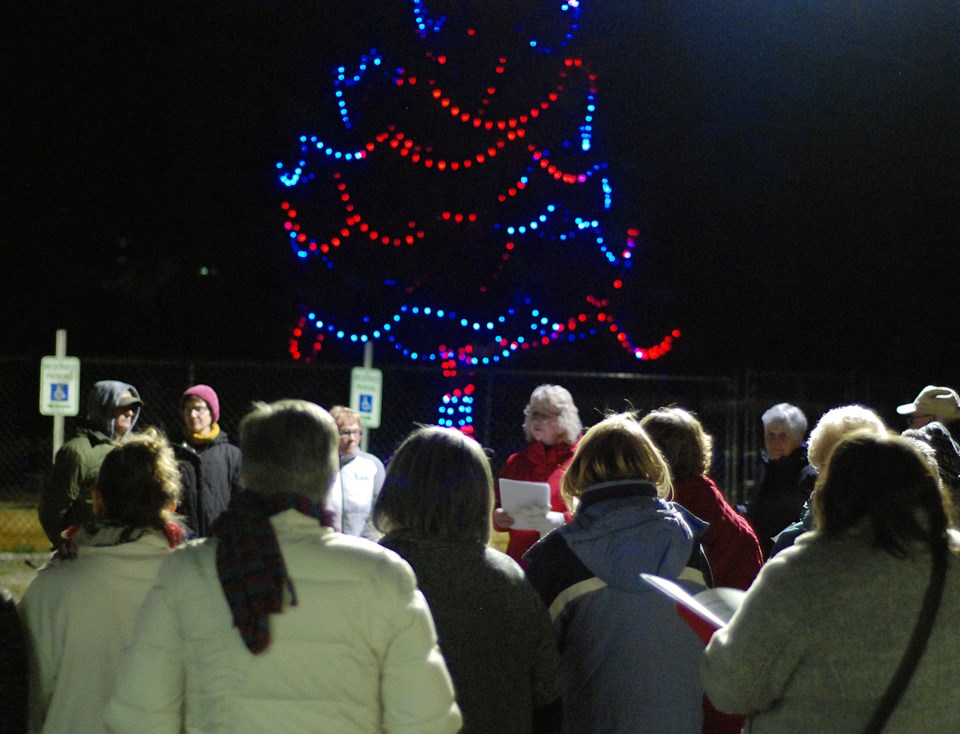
left=3, top=1, right=959, bottom=381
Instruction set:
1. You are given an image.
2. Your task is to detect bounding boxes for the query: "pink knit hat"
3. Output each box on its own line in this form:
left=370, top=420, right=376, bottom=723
left=180, top=384, right=220, bottom=424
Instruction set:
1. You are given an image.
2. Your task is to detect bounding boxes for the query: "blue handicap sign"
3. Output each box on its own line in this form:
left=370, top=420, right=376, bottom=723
left=50, top=383, right=69, bottom=402
left=359, top=393, right=373, bottom=413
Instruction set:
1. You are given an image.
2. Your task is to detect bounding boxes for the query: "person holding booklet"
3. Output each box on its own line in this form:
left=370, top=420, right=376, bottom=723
left=702, top=432, right=960, bottom=733
left=524, top=412, right=709, bottom=734
left=493, top=385, right=582, bottom=565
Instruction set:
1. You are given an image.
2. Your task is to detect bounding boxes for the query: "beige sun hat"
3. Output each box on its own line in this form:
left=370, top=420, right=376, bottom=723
left=896, top=385, right=960, bottom=421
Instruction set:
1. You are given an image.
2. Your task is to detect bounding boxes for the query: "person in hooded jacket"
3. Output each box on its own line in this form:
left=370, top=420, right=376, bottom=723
left=173, top=384, right=242, bottom=536
left=524, top=411, right=709, bottom=734
left=38, top=380, right=142, bottom=545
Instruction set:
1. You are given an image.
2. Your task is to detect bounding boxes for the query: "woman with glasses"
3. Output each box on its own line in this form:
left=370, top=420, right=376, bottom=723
left=493, top=384, right=582, bottom=565
left=329, top=405, right=385, bottom=539
left=173, top=384, right=242, bottom=536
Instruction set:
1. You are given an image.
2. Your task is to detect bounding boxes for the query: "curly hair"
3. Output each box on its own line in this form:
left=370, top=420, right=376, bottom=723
left=96, top=428, right=181, bottom=530
left=807, top=405, right=887, bottom=472
left=522, top=384, right=582, bottom=445
left=814, top=431, right=952, bottom=556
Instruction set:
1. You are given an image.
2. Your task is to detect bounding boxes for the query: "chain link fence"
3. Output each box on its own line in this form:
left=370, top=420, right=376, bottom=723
left=1, top=356, right=918, bottom=551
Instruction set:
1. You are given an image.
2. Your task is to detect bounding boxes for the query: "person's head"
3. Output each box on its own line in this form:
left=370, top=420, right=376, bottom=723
left=180, top=384, right=220, bottom=438
left=807, top=405, right=887, bottom=472
left=896, top=385, right=960, bottom=430
left=522, top=384, right=582, bottom=447
left=94, top=428, right=181, bottom=530
left=372, top=426, right=492, bottom=544
left=238, top=400, right=338, bottom=502
left=329, top=405, right=362, bottom=458
left=813, top=431, right=951, bottom=556
left=561, top=412, right=672, bottom=505
left=85, top=380, right=142, bottom=441
left=761, top=403, right=808, bottom=460
left=639, top=407, right=712, bottom=480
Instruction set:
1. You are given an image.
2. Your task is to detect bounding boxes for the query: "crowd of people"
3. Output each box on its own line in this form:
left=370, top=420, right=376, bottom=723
left=3, top=379, right=960, bottom=733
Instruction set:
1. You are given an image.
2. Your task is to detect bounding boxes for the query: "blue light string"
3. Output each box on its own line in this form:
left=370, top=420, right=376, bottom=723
left=303, top=300, right=608, bottom=365
left=334, top=50, right=384, bottom=129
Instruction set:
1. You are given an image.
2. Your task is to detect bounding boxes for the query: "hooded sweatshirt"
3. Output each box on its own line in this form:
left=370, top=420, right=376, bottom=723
left=524, top=480, right=708, bottom=734
left=38, top=381, right=142, bottom=544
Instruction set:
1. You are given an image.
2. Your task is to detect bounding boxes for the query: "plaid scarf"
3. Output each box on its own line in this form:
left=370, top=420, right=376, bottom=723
left=211, top=490, right=336, bottom=654
left=56, top=518, right=185, bottom=560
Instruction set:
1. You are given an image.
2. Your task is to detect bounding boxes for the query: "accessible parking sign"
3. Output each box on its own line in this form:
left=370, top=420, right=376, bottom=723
left=39, top=356, right=81, bottom=416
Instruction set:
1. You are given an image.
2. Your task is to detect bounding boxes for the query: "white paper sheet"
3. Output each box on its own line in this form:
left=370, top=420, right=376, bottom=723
left=499, top=478, right=551, bottom=530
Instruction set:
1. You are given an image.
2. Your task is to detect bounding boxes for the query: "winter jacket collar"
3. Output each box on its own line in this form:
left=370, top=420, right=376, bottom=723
left=524, top=440, right=575, bottom=468
left=558, top=479, right=705, bottom=592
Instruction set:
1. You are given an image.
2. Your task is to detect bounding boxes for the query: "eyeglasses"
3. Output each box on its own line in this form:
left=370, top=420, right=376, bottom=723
left=339, top=429, right=361, bottom=437
left=524, top=407, right=559, bottom=422
left=185, top=406, right=210, bottom=415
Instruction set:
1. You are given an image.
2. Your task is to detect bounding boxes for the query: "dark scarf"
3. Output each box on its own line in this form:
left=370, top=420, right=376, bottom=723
left=211, top=490, right=336, bottom=654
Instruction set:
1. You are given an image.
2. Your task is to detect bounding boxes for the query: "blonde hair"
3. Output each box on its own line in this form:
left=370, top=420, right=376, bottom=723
left=330, top=405, right=361, bottom=428
left=561, top=412, right=672, bottom=506
left=522, top=384, right=582, bottom=444
left=807, top=405, right=887, bottom=472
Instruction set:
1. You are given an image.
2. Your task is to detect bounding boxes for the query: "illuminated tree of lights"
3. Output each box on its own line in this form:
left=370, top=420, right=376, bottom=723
left=278, top=0, right=680, bottom=434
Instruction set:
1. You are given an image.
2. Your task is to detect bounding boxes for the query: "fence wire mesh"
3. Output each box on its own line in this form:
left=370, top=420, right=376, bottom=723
left=1, top=356, right=918, bottom=551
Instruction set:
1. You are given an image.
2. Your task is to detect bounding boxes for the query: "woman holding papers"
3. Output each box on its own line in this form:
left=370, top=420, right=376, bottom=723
left=524, top=412, right=710, bottom=734
left=702, top=432, right=960, bottom=733
left=493, top=384, right=582, bottom=565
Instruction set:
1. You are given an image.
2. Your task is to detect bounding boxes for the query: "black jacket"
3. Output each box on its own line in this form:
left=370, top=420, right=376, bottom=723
left=174, top=432, right=241, bottom=536
left=746, top=446, right=817, bottom=558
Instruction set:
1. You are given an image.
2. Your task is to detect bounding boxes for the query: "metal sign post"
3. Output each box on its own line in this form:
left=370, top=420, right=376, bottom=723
left=40, top=330, right=80, bottom=460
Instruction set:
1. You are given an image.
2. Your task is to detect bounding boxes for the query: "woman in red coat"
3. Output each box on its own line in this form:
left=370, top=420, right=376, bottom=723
left=640, top=406, right=763, bottom=590
left=641, top=406, right=764, bottom=734
left=493, top=385, right=581, bottom=565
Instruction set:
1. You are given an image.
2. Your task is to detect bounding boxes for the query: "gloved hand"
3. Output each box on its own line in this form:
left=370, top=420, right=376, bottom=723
left=513, top=509, right=566, bottom=536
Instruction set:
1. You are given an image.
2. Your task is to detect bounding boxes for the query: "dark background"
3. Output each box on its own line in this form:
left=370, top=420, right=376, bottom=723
left=4, top=1, right=958, bottom=381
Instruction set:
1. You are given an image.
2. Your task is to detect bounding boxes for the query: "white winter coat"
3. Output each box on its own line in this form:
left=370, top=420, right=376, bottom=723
left=18, top=530, right=173, bottom=734
left=105, top=509, right=462, bottom=734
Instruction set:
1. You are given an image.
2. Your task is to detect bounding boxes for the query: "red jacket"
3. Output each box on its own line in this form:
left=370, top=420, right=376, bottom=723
left=494, top=441, right=575, bottom=564
left=672, top=475, right=763, bottom=591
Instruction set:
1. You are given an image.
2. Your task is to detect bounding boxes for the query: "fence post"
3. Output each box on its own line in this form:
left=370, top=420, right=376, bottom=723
left=50, top=329, right=68, bottom=461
